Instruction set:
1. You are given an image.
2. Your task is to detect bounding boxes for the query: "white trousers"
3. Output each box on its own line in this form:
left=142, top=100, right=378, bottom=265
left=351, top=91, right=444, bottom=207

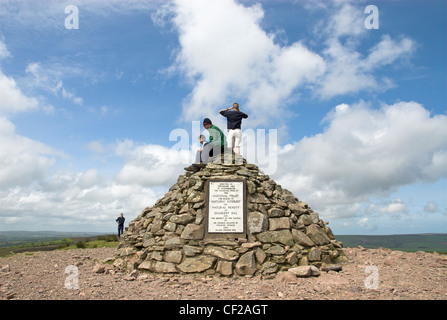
left=227, top=129, right=242, bottom=149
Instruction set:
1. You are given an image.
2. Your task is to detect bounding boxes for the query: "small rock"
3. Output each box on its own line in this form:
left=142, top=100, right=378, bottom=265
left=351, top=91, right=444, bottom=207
left=102, top=257, right=114, bottom=263
left=6, top=292, right=15, bottom=300
left=288, top=266, right=312, bottom=277
left=321, top=265, right=343, bottom=272
left=235, top=251, right=257, bottom=276
left=288, top=265, right=320, bottom=277
left=128, top=270, right=139, bottom=278
left=123, top=276, right=135, bottom=281
left=309, top=265, right=320, bottom=276
left=276, top=271, right=298, bottom=283
left=93, top=264, right=105, bottom=274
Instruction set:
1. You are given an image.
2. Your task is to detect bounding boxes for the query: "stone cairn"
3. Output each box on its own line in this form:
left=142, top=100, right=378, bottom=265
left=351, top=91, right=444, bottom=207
left=114, top=153, right=346, bottom=278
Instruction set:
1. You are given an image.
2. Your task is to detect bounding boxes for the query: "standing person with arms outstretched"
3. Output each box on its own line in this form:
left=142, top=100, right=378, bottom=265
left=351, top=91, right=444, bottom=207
left=219, top=103, right=248, bottom=155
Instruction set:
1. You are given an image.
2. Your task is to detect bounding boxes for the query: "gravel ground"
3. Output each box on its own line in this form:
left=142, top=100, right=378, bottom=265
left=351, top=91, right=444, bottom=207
left=1, top=246, right=446, bottom=301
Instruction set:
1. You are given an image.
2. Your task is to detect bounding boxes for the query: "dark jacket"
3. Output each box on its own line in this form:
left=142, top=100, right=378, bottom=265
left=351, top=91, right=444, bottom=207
left=116, top=217, right=125, bottom=226
left=220, top=109, right=248, bottom=130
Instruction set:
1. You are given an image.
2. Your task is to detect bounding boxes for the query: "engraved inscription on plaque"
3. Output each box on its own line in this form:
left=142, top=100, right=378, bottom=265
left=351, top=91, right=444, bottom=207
left=205, top=180, right=246, bottom=238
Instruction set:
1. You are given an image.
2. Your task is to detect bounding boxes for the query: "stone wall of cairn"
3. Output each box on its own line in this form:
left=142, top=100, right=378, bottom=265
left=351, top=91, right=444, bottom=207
left=114, top=154, right=346, bottom=278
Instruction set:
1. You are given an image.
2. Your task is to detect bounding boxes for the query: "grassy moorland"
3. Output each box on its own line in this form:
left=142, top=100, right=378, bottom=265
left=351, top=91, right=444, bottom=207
left=0, top=231, right=118, bottom=257
left=0, top=231, right=445, bottom=257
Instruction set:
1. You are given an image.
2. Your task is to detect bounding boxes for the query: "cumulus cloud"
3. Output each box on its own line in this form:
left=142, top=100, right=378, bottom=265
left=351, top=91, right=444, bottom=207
left=313, top=1, right=415, bottom=99
left=273, top=101, right=447, bottom=218
left=0, top=170, right=163, bottom=232
left=156, top=0, right=326, bottom=126
left=379, top=199, right=407, bottom=214
left=0, top=39, right=11, bottom=59
left=424, top=201, right=437, bottom=213
left=0, top=117, right=67, bottom=189
left=323, top=0, right=366, bottom=38
left=316, top=36, right=414, bottom=99
left=116, top=140, right=190, bottom=188
left=154, top=0, right=416, bottom=126
left=0, top=70, right=39, bottom=115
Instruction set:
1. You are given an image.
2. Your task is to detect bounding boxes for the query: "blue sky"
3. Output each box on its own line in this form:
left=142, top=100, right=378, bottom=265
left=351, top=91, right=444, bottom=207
left=0, top=0, right=446, bottom=235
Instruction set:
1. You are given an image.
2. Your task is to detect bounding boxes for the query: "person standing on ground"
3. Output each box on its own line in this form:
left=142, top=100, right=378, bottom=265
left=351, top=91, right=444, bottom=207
left=116, top=213, right=125, bottom=239
left=219, top=103, right=248, bottom=155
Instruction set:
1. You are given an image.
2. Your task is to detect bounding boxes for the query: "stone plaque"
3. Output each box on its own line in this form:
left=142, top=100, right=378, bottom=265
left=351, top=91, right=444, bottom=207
left=205, top=179, right=247, bottom=239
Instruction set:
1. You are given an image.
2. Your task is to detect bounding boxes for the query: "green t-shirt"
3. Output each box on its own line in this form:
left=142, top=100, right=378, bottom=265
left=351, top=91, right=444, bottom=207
left=208, top=124, right=226, bottom=148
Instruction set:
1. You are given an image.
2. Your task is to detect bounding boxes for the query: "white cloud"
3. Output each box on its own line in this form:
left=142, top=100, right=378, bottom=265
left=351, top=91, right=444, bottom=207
left=311, top=1, right=415, bottom=99
left=273, top=101, right=447, bottom=219
left=25, top=62, right=83, bottom=105
left=0, top=39, right=11, bottom=59
left=0, top=135, right=188, bottom=231
left=157, top=0, right=416, bottom=127
left=0, top=117, right=67, bottom=189
left=379, top=198, right=406, bottom=214
left=87, top=140, right=107, bottom=154
left=424, top=202, right=437, bottom=213
left=316, top=34, right=415, bottom=98
left=0, top=0, right=158, bottom=31
left=0, top=70, right=39, bottom=115
left=365, top=35, right=415, bottom=69
left=116, top=142, right=190, bottom=187
left=324, top=0, right=366, bottom=38
left=158, top=0, right=326, bottom=126
left=0, top=171, right=163, bottom=232
left=357, top=217, right=371, bottom=228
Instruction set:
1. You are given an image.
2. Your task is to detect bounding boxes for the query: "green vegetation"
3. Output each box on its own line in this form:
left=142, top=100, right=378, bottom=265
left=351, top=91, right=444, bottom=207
left=336, top=233, right=447, bottom=253
left=0, top=232, right=119, bottom=257
left=1, top=231, right=446, bottom=257
left=0, top=231, right=104, bottom=248
left=61, top=235, right=119, bottom=250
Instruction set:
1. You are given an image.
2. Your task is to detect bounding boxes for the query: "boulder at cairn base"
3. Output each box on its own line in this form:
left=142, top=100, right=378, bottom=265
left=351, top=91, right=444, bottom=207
left=115, top=153, right=346, bottom=277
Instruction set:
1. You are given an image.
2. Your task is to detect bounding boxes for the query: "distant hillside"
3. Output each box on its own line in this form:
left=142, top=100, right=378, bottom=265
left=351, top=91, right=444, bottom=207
left=0, top=231, right=104, bottom=248
left=336, top=233, right=447, bottom=253
left=1, top=231, right=446, bottom=254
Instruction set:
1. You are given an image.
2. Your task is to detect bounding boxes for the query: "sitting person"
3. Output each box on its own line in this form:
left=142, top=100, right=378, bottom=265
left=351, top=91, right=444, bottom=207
left=184, top=118, right=226, bottom=172
left=202, top=117, right=226, bottom=155
left=196, top=134, right=209, bottom=163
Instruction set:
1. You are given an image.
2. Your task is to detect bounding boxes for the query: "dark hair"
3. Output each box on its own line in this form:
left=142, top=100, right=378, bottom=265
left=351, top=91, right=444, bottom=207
left=203, top=118, right=212, bottom=125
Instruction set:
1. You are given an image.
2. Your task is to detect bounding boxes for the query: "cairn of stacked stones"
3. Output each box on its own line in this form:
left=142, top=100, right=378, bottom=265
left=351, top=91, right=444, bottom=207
left=114, top=152, right=346, bottom=278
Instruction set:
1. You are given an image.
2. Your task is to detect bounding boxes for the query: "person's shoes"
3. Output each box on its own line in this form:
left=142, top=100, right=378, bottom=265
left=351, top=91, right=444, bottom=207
left=184, top=164, right=197, bottom=172
left=196, top=162, right=207, bottom=169
left=184, top=164, right=200, bottom=172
